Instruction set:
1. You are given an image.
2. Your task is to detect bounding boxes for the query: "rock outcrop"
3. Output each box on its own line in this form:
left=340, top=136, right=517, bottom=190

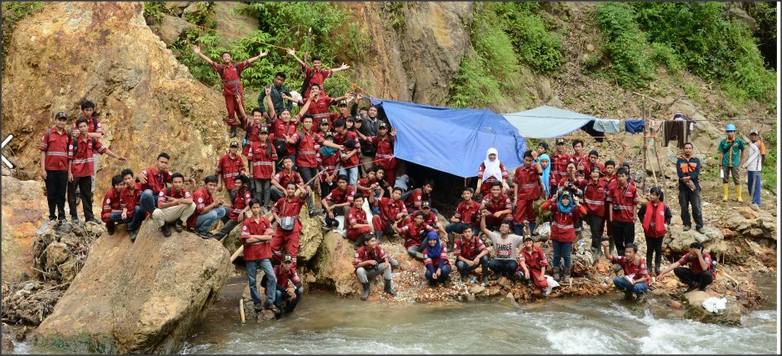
left=311, top=231, right=358, bottom=296
left=32, top=223, right=231, bottom=354
left=720, top=207, right=777, bottom=242
left=1, top=176, right=48, bottom=283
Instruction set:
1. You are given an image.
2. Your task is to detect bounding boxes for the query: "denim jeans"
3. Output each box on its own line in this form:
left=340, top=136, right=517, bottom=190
left=109, top=208, right=145, bottom=231
left=108, top=212, right=131, bottom=225
left=424, top=264, right=452, bottom=283
left=247, top=259, right=276, bottom=305
left=552, top=240, right=572, bottom=268
left=274, top=285, right=302, bottom=312
left=298, top=167, right=318, bottom=210
left=139, top=189, right=159, bottom=214
left=254, top=179, right=272, bottom=208
left=339, top=166, right=359, bottom=188
left=455, top=256, right=489, bottom=275
left=195, top=207, right=228, bottom=235
left=613, top=276, right=649, bottom=294
left=747, top=171, right=762, bottom=205
left=488, top=259, right=518, bottom=274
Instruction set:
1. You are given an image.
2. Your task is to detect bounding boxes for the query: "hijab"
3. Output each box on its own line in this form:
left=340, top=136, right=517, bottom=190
left=539, top=154, right=551, bottom=196
left=557, top=192, right=575, bottom=215
left=424, top=231, right=443, bottom=258
left=482, top=148, right=503, bottom=182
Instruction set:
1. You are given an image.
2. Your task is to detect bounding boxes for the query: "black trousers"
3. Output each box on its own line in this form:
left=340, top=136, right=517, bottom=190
left=611, top=221, right=634, bottom=256
left=678, top=189, right=704, bottom=229
left=586, top=214, right=604, bottom=250
left=645, top=236, right=663, bottom=274
left=68, top=176, right=94, bottom=221
left=674, top=267, right=713, bottom=290
left=45, top=170, right=68, bottom=220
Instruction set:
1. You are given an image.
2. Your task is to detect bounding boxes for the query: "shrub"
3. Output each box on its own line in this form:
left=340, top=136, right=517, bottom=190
left=593, top=3, right=655, bottom=88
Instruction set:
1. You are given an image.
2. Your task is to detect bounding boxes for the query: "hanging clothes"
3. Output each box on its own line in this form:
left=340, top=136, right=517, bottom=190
left=580, top=121, right=605, bottom=142
left=593, top=119, right=622, bottom=134
left=624, top=119, right=645, bottom=134
left=662, top=120, right=692, bottom=148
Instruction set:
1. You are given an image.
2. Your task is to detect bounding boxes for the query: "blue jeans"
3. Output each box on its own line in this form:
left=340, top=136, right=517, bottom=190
left=552, top=240, right=572, bottom=268
left=747, top=171, right=762, bottom=205
left=455, top=256, right=489, bottom=275
left=139, top=189, right=159, bottom=214
left=488, top=259, right=518, bottom=274
left=247, top=259, right=276, bottom=305
left=339, top=166, right=359, bottom=188
left=274, top=285, right=302, bottom=312
left=195, top=207, right=228, bottom=235
left=110, top=208, right=145, bottom=231
left=613, top=276, right=649, bottom=295
left=424, top=264, right=451, bottom=283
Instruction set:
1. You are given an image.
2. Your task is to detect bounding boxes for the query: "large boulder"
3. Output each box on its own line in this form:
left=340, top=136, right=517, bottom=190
left=311, top=231, right=358, bottom=296
left=667, top=225, right=724, bottom=254
left=720, top=209, right=777, bottom=242
left=32, top=223, right=231, bottom=354
left=1, top=176, right=48, bottom=283
left=150, top=14, right=194, bottom=46
left=2, top=2, right=227, bottom=198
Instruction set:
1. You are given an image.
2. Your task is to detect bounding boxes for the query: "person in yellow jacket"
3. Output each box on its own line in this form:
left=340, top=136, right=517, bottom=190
left=717, top=123, right=745, bottom=202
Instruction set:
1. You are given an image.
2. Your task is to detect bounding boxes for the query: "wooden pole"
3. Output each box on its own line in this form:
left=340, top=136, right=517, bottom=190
left=230, top=246, right=244, bottom=263
left=239, top=298, right=246, bottom=324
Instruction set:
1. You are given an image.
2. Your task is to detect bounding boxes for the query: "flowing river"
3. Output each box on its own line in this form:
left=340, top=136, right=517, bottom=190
left=11, top=273, right=779, bottom=354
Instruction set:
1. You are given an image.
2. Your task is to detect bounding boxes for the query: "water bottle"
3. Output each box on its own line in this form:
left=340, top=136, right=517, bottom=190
left=470, top=277, right=477, bottom=285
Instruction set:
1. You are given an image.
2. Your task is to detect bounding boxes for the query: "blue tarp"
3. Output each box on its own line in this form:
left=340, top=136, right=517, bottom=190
left=502, top=105, right=599, bottom=139
left=370, top=98, right=527, bottom=178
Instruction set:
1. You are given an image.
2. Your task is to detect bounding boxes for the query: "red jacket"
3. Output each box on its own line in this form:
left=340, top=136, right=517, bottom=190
left=248, top=141, right=278, bottom=179
left=101, top=187, right=122, bottom=219
left=606, top=182, right=639, bottom=223
left=583, top=179, right=607, bottom=217
left=211, top=60, right=250, bottom=96
left=39, top=127, right=71, bottom=171
left=241, top=216, right=273, bottom=261
left=519, top=245, right=549, bottom=270
left=366, top=134, right=396, bottom=168
left=454, top=200, right=482, bottom=227
left=140, top=166, right=172, bottom=195
left=512, top=165, right=542, bottom=200
left=188, top=187, right=215, bottom=228
left=541, top=198, right=586, bottom=243
left=453, top=235, right=486, bottom=260
left=291, top=131, right=325, bottom=168
left=399, top=222, right=435, bottom=249
left=215, top=153, right=246, bottom=190
left=119, top=184, right=142, bottom=217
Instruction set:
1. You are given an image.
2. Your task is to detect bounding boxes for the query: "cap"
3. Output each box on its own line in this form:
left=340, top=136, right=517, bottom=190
left=378, top=122, right=388, bottom=129
left=556, top=138, right=566, bottom=145
left=320, top=118, right=330, bottom=125
left=622, top=161, right=631, bottom=168
left=259, top=126, right=269, bottom=134
left=421, top=201, right=431, bottom=209
left=523, top=235, right=534, bottom=242
left=54, top=112, right=68, bottom=120
left=338, top=100, right=347, bottom=106
left=538, top=141, right=549, bottom=151
left=229, top=141, right=239, bottom=148
left=282, top=255, right=294, bottom=263
left=324, top=131, right=335, bottom=138
left=750, top=129, right=759, bottom=135
left=355, top=115, right=363, bottom=122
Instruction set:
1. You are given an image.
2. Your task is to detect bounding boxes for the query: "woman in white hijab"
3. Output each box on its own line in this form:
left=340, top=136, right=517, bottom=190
left=477, top=147, right=508, bottom=197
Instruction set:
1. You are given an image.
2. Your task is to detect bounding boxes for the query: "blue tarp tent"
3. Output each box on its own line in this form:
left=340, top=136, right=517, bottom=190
left=370, top=98, right=527, bottom=178
left=502, top=105, right=599, bottom=139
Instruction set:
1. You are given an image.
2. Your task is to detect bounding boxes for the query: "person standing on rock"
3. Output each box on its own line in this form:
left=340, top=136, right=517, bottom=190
left=676, top=143, right=705, bottom=234
left=332, top=118, right=362, bottom=188
left=422, top=231, right=452, bottom=287
left=261, top=254, right=303, bottom=318
left=215, top=141, right=247, bottom=204
left=287, top=48, right=350, bottom=99
left=393, top=211, right=436, bottom=260
left=347, top=194, right=374, bottom=247
left=242, top=108, right=269, bottom=157
left=101, top=174, right=126, bottom=235
left=353, top=234, right=397, bottom=300
left=657, top=241, right=715, bottom=292
left=247, top=126, right=277, bottom=210
left=446, top=187, right=482, bottom=240
left=267, top=91, right=310, bottom=169
left=480, top=215, right=524, bottom=281
left=72, top=100, right=105, bottom=198
left=583, top=166, right=608, bottom=254
left=213, top=175, right=253, bottom=241
left=453, top=223, right=490, bottom=285
left=271, top=181, right=313, bottom=267
left=743, top=129, right=766, bottom=207
left=188, top=175, right=229, bottom=239
left=240, top=198, right=280, bottom=314
left=68, top=117, right=127, bottom=223
left=151, top=172, right=196, bottom=238
left=717, top=123, right=746, bottom=203
left=193, top=45, right=268, bottom=138
left=601, top=240, right=649, bottom=303
left=638, top=187, right=672, bottom=276
left=40, top=112, right=72, bottom=222
left=516, top=235, right=549, bottom=293
left=512, top=150, right=543, bottom=236
left=540, top=190, right=586, bottom=283
left=321, top=175, right=356, bottom=229
left=549, top=139, right=571, bottom=194
left=371, top=187, right=408, bottom=242
left=119, top=169, right=146, bottom=242
left=270, top=157, right=304, bottom=205
left=257, top=72, right=293, bottom=119
left=606, top=168, right=639, bottom=257
left=357, top=122, right=397, bottom=188
left=477, top=148, right=509, bottom=198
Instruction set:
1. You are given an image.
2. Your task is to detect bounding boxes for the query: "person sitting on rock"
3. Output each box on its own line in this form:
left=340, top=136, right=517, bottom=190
left=347, top=194, right=374, bottom=247
left=321, top=175, right=356, bottom=229
left=241, top=198, right=279, bottom=314
left=101, top=174, right=126, bottom=235
left=261, top=254, right=303, bottom=319
left=516, top=235, right=549, bottom=293
left=215, top=141, right=247, bottom=204
left=353, top=234, right=397, bottom=300
left=422, top=231, right=451, bottom=287
left=356, top=166, right=384, bottom=200
left=477, top=147, right=509, bottom=199
left=404, top=179, right=435, bottom=213
left=480, top=215, right=523, bottom=281
left=480, top=182, right=513, bottom=231
left=393, top=211, right=435, bottom=261
left=242, top=108, right=269, bottom=157
left=541, top=190, right=586, bottom=283
left=270, top=157, right=305, bottom=206
left=601, top=240, right=649, bottom=303
left=453, top=223, right=489, bottom=285
left=638, top=187, right=672, bottom=276
left=417, top=201, right=447, bottom=241
left=188, top=175, right=229, bottom=239
left=512, top=150, right=543, bottom=236
left=214, top=175, right=253, bottom=241
left=446, top=187, right=482, bottom=240
left=247, top=126, right=277, bottom=210
left=119, top=169, right=146, bottom=242
left=151, top=172, right=196, bottom=237
left=371, top=187, right=408, bottom=242
left=657, top=241, right=715, bottom=293
left=271, top=181, right=312, bottom=267
left=373, top=167, right=393, bottom=200
left=137, top=153, right=197, bottom=215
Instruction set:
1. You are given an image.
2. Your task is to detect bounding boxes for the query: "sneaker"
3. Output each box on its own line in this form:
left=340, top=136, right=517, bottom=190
left=309, top=208, right=323, bottom=217
left=265, top=302, right=280, bottom=314
left=696, top=227, right=705, bottom=234
left=254, top=302, right=262, bottom=313
left=634, top=293, right=646, bottom=303
left=174, top=220, right=184, bottom=233
left=107, top=225, right=116, bottom=235
left=460, top=274, right=468, bottom=283
left=86, top=218, right=101, bottom=224
left=161, top=223, right=172, bottom=237
left=71, top=216, right=80, bottom=223
left=622, top=291, right=634, bottom=300
left=683, top=225, right=691, bottom=232
left=195, top=230, right=211, bottom=239
left=684, top=284, right=699, bottom=293
left=128, top=229, right=138, bottom=242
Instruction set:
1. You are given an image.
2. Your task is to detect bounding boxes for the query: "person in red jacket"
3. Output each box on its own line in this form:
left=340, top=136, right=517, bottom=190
left=541, top=190, right=586, bottom=283
left=446, top=187, right=482, bottom=240
left=404, top=179, right=435, bottom=212
left=268, top=91, right=309, bottom=167
left=286, top=48, right=350, bottom=99
left=657, top=241, right=715, bottom=292
left=188, top=175, right=229, bottom=239
left=358, top=122, right=397, bottom=187
left=119, top=169, right=145, bottom=242
left=271, top=181, right=312, bottom=266
left=247, top=126, right=277, bottom=209
left=261, top=254, right=304, bottom=318
left=372, top=187, right=408, bottom=241
left=583, top=166, right=608, bottom=253
left=151, top=172, right=196, bottom=237
left=516, top=235, right=549, bottom=293
left=601, top=240, right=649, bottom=303
left=393, top=211, right=436, bottom=260
left=569, top=139, right=587, bottom=176
left=242, top=108, right=268, bottom=157
left=606, top=168, right=640, bottom=257
left=581, top=150, right=605, bottom=179
left=422, top=231, right=451, bottom=287
left=347, top=194, right=374, bottom=247
left=72, top=101, right=105, bottom=197
left=321, top=175, right=356, bottom=229
left=353, top=234, right=397, bottom=300
left=453, top=223, right=489, bottom=284
left=193, top=45, right=268, bottom=138
left=550, top=138, right=571, bottom=190
left=477, top=147, right=508, bottom=198
left=333, top=118, right=361, bottom=188
left=316, top=131, right=341, bottom=199
left=480, top=182, right=513, bottom=231
left=637, top=187, right=672, bottom=276
left=512, top=150, right=543, bottom=236
left=215, top=141, right=247, bottom=203
left=241, top=198, right=279, bottom=314
left=40, top=112, right=72, bottom=222
left=289, top=114, right=341, bottom=215
left=600, top=160, right=617, bottom=250
left=214, top=175, right=253, bottom=241
left=101, top=174, right=125, bottom=235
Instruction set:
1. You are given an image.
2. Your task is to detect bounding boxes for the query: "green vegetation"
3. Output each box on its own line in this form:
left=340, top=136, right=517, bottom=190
left=37, top=332, right=116, bottom=354
left=1, top=2, right=44, bottom=68
left=593, top=3, right=655, bottom=88
left=761, top=123, right=776, bottom=191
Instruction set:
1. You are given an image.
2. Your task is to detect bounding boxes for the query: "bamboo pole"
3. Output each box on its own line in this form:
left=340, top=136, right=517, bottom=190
left=239, top=298, right=246, bottom=324
left=230, top=246, right=244, bottom=263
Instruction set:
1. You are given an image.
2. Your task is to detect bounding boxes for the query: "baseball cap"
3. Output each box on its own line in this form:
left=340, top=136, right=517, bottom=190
left=324, top=131, right=335, bottom=139
left=523, top=235, right=534, bottom=242
left=622, top=161, right=631, bottom=168
left=338, top=100, right=347, bottom=107
left=354, top=115, right=363, bottom=122
left=421, top=201, right=431, bottom=209
left=378, top=122, right=388, bottom=129
left=750, top=129, right=759, bottom=135
left=54, top=112, right=68, bottom=120
left=229, top=141, right=239, bottom=148
left=259, top=126, right=269, bottom=134
left=282, top=255, right=294, bottom=263
left=320, top=118, right=330, bottom=125
left=556, top=138, right=566, bottom=145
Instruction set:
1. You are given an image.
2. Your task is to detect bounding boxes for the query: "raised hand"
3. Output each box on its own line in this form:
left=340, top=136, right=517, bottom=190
left=286, top=48, right=295, bottom=56
left=259, top=50, right=268, bottom=57
left=193, top=45, right=201, bottom=54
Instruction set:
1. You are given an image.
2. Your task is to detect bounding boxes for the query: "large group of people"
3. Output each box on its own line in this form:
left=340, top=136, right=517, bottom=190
left=38, top=46, right=759, bottom=318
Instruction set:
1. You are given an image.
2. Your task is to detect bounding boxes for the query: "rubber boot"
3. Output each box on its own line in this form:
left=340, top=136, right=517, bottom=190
left=723, top=184, right=729, bottom=202
left=735, top=185, right=743, bottom=203
left=384, top=279, right=397, bottom=296
left=360, top=282, right=370, bottom=301
left=563, top=268, right=571, bottom=284
left=552, top=266, right=561, bottom=282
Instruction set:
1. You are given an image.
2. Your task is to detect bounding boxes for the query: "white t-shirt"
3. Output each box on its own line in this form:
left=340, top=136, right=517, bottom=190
left=744, top=141, right=765, bottom=172
left=486, top=231, right=524, bottom=260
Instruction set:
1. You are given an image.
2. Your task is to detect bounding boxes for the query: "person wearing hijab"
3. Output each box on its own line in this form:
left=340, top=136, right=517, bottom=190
left=540, top=190, right=586, bottom=283
left=422, top=231, right=451, bottom=287
left=539, top=154, right=552, bottom=198
left=477, top=148, right=508, bottom=198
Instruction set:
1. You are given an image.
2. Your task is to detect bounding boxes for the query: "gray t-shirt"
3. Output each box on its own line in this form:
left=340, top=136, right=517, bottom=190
left=486, top=231, right=524, bottom=260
